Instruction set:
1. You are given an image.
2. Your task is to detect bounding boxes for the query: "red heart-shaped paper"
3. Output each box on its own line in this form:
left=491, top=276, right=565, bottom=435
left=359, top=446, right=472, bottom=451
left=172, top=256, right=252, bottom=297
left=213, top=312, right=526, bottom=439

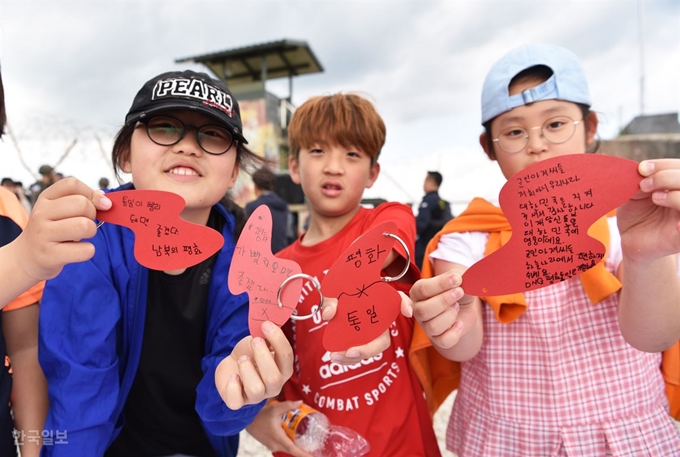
left=322, top=281, right=401, bottom=352
left=322, top=222, right=402, bottom=352
left=228, top=205, right=302, bottom=338
left=96, top=189, right=224, bottom=270
left=463, top=154, right=641, bottom=296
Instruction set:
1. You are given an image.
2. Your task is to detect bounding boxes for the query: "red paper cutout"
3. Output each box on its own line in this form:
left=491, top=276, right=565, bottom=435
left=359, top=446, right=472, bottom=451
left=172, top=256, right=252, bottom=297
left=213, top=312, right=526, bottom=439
left=228, top=206, right=302, bottom=339
left=462, top=154, right=641, bottom=296
left=96, top=190, right=224, bottom=270
left=322, top=222, right=402, bottom=352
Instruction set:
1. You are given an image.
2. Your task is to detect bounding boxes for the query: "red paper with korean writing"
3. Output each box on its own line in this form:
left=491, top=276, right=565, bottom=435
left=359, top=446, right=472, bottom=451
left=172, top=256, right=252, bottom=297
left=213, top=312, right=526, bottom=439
left=96, top=189, right=224, bottom=271
left=462, top=154, right=641, bottom=296
left=228, top=205, right=302, bottom=339
left=321, top=221, right=402, bottom=352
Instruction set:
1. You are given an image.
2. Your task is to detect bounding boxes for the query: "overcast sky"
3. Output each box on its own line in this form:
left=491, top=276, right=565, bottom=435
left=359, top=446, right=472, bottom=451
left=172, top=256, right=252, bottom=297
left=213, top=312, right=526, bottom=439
left=0, top=0, right=678, bottom=209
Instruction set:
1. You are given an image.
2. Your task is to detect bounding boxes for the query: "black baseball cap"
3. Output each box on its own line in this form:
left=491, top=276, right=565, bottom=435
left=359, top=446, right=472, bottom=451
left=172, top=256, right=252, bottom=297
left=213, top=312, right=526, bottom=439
left=125, top=70, right=248, bottom=144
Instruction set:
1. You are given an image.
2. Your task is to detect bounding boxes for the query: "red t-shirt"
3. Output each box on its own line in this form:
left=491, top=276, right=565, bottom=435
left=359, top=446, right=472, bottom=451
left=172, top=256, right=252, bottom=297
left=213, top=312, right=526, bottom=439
left=275, top=203, right=441, bottom=457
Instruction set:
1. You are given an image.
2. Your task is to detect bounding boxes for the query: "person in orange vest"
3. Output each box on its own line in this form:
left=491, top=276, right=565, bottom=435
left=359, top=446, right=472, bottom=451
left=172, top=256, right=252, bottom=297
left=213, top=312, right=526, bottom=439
left=409, top=43, right=680, bottom=456
left=0, top=64, right=112, bottom=455
left=0, top=67, right=112, bottom=310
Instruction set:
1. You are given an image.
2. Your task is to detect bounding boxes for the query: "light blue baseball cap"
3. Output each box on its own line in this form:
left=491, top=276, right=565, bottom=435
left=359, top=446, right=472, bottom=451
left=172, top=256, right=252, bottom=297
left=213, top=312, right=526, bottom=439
left=481, top=43, right=591, bottom=124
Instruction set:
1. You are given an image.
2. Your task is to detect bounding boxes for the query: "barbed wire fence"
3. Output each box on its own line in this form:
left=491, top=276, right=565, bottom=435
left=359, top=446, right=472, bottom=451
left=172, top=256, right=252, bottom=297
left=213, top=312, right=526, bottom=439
left=2, top=114, right=117, bottom=188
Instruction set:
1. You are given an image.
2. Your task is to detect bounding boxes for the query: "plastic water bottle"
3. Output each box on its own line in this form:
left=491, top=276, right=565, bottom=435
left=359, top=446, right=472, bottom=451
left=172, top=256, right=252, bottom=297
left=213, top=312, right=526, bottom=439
left=281, top=403, right=371, bottom=456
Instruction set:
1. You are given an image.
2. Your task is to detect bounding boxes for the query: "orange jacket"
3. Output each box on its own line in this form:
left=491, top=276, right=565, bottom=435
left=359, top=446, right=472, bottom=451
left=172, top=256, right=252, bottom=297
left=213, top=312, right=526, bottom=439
left=0, top=187, right=44, bottom=311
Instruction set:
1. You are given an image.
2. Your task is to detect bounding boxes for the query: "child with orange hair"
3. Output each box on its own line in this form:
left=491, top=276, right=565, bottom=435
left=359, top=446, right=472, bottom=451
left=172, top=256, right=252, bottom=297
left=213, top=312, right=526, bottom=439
left=247, top=93, right=441, bottom=457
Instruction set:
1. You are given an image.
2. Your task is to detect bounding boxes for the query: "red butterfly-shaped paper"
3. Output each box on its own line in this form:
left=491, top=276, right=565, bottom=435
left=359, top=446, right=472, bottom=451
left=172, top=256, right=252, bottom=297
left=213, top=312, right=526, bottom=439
left=228, top=205, right=302, bottom=339
left=462, top=154, right=641, bottom=296
left=228, top=208, right=405, bottom=349
left=321, top=221, right=403, bottom=352
left=96, top=189, right=224, bottom=271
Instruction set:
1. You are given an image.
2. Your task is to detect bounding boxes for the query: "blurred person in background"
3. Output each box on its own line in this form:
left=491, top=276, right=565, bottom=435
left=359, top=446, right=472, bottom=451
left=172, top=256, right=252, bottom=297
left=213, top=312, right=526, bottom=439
left=415, top=171, right=452, bottom=269
left=245, top=167, right=294, bottom=253
left=1, top=179, right=30, bottom=212
left=14, top=182, right=32, bottom=214
left=98, top=177, right=110, bottom=190
left=1, top=178, right=15, bottom=194
left=29, top=165, right=56, bottom=206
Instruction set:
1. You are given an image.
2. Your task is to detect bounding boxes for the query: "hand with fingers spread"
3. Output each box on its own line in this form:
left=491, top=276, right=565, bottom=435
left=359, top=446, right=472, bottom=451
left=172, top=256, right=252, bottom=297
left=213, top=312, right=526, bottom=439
left=410, top=267, right=483, bottom=362
left=245, top=400, right=314, bottom=457
left=215, top=321, right=294, bottom=410
left=0, top=177, right=112, bottom=308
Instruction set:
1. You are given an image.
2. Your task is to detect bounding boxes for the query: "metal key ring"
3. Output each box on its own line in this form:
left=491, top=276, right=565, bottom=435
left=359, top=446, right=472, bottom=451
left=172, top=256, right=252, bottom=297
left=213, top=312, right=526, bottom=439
left=381, top=233, right=411, bottom=283
left=277, top=273, right=324, bottom=321
left=96, top=220, right=105, bottom=229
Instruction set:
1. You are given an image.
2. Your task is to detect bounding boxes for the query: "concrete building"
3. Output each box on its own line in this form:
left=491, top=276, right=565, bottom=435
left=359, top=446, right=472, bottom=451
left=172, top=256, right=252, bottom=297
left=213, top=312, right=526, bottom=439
left=601, top=112, right=680, bottom=160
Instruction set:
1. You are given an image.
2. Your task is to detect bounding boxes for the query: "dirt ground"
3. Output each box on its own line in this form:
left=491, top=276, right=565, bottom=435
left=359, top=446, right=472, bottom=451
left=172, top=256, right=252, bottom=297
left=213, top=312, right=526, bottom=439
left=237, top=391, right=680, bottom=456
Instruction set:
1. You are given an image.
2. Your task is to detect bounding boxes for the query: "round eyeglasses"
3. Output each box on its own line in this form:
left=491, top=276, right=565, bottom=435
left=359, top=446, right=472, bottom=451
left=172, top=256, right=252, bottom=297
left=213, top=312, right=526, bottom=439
left=492, top=116, right=583, bottom=154
left=140, top=115, right=235, bottom=155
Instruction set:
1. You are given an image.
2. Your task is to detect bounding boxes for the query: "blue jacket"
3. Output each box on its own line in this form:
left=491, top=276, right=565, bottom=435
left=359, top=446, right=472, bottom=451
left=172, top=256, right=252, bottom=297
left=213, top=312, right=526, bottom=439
left=38, top=187, right=263, bottom=456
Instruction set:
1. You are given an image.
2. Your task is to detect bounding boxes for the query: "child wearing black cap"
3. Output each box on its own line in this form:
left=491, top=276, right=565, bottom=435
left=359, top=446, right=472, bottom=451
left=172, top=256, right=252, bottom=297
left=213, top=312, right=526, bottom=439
left=38, top=70, right=294, bottom=457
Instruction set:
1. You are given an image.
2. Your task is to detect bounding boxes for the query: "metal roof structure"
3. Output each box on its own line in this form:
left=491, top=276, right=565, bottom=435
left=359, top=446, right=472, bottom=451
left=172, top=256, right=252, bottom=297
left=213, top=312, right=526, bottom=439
left=175, top=39, right=323, bottom=96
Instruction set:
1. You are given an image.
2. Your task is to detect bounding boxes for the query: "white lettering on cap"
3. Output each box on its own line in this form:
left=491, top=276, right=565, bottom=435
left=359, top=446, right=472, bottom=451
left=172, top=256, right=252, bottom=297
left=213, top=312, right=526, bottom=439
left=152, top=78, right=234, bottom=117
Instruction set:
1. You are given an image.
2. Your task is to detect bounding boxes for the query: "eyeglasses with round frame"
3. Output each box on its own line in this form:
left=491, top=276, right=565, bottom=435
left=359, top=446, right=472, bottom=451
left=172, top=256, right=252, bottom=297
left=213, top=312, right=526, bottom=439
left=492, top=115, right=583, bottom=154
left=139, top=115, right=235, bottom=155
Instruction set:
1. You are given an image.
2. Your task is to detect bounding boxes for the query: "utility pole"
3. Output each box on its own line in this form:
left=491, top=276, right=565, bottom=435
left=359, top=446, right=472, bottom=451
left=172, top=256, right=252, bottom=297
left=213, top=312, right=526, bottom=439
left=638, top=0, right=646, bottom=115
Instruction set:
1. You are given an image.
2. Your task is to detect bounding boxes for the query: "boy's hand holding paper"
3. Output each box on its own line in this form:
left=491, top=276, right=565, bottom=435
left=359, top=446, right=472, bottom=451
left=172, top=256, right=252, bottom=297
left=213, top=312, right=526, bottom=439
left=229, top=208, right=407, bottom=352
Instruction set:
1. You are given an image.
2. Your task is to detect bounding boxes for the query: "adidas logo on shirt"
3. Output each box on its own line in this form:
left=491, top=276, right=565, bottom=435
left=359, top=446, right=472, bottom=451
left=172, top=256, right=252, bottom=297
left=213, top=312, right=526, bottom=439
left=318, top=351, right=383, bottom=379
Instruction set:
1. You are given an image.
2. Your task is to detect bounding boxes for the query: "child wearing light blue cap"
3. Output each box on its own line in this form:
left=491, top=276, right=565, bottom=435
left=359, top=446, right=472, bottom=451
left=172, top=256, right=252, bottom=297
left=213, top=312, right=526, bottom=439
left=409, top=43, right=680, bottom=456
left=480, top=43, right=591, bottom=124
